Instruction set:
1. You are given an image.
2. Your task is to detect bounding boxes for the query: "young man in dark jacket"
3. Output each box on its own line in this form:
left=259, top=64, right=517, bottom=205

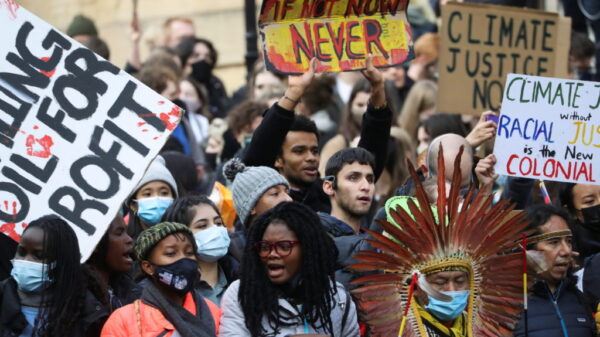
left=320, top=147, right=377, bottom=289
left=243, top=57, right=392, bottom=214
left=514, top=204, right=596, bottom=337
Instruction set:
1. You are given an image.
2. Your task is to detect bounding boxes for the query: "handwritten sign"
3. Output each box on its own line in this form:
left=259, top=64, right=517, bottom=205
left=493, top=74, right=600, bottom=185
left=0, top=4, right=181, bottom=261
left=258, top=0, right=414, bottom=74
left=438, top=2, right=571, bottom=115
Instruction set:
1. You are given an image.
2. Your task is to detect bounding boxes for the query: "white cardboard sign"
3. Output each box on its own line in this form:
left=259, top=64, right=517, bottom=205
left=0, top=3, right=181, bottom=261
left=494, top=73, right=600, bottom=185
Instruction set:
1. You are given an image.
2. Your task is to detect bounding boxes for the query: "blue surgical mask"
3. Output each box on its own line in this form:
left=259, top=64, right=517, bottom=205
left=425, top=290, right=470, bottom=321
left=194, top=225, right=230, bottom=262
left=11, top=259, right=51, bottom=292
left=136, top=197, right=173, bottom=226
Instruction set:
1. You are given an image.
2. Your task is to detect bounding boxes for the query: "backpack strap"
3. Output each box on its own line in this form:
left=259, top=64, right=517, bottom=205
left=340, top=289, right=352, bottom=336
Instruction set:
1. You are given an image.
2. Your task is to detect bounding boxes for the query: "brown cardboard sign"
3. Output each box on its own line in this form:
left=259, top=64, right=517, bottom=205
left=437, top=2, right=571, bottom=115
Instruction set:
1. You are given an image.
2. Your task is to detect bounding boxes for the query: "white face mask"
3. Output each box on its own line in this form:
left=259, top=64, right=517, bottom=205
left=182, top=99, right=200, bottom=114
left=194, top=225, right=231, bottom=262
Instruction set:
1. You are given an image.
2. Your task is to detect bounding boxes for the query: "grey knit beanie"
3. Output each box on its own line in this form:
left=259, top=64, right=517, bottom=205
left=223, top=158, right=289, bottom=224
left=131, top=155, right=179, bottom=199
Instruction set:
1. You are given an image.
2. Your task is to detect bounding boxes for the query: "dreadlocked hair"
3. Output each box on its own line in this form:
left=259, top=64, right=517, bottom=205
left=238, top=201, right=339, bottom=336
left=26, top=215, right=88, bottom=337
left=161, top=194, right=221, bottom=225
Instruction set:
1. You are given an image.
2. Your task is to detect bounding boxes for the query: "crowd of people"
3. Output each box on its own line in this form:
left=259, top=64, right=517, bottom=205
left=1, top=0, right=600, bottom=336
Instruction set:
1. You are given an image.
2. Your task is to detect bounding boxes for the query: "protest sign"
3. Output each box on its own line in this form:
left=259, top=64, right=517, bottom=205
left=438, top=2, right=571, bottom=115
left=0, top=3, right=182, bottom=261
left=258, top=0, right=414, bottom=74
left=493, top=73, right=600, bottom=185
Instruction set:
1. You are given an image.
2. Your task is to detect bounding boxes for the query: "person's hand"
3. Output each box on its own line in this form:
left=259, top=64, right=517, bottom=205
left=407, top=55, right=427, bottom=82
left=466, top=111, right=498, bottom=148
left=287, top=58, right=318, bottom=99
left=130, top=6, right=142, bottom=43
left=361, top=54, right=386, bottom=108
left=205, top=136, right=224, bottom=155
left=360, top=54, right=384, bottom=88
left=475, top=154, right=497, bottom=193
left=570, top=250, right=580, bottom=270
left=279, top=58, right=318, bottom=110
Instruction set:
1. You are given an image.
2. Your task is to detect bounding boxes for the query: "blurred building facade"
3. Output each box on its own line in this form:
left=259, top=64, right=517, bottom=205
left=20, top=0, right=255, bottom=95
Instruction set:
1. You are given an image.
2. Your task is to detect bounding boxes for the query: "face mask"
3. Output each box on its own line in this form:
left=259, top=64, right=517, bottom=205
left=194, top=225, right=230, bottom=262
left=182, top=99, right=200, bottom=114
left=425, top=290, right=470, bottom=322
left=137, top=197, right=173, bottom=226
left=171, top=99, right=186, bottom=112
left=191, top=60, right=213, bottom=84
left=417, top=144, right=428, bottom=155
left=580, top=204, right=600, bottom=233
left=153, top=258, right=199, bottom=295
left=11, top=259, right=51, bottom=292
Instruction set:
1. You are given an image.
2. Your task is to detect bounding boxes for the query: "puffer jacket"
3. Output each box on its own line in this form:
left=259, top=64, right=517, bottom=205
left=513, top=278, right=596, bottom=337
left=318, top=212, right=373, bottom=291
left=101, top=291, right=221, bottom=337
left=219, top=280, right=359, bottom=337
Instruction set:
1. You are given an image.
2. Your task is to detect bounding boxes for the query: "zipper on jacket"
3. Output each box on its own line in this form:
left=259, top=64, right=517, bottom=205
left=546, top=281, right=569, bottom=337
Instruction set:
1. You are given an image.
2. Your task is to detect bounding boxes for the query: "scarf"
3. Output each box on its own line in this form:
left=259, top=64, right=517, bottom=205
left=141, top=281, right=216, bottom=337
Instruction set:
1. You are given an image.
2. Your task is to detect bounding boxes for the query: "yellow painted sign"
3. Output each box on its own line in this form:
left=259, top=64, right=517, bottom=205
left=258, top=0, right=414, bottom=74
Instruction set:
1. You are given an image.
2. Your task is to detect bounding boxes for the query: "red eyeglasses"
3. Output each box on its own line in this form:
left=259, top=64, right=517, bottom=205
left=254, top=240, right=300, bottom=258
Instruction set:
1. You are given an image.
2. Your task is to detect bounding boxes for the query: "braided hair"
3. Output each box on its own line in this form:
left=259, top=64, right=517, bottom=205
left=239, top=202, right=339, bottom=336
left=24, top=215, right=88, bottom=337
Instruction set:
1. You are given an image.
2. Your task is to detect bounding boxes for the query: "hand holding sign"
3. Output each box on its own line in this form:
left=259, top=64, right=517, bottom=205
left=466, top=111, right=498, bottom=148
left=280, top=58, right=318, bottom=111
left=475, top=154, right=498, bottom=194
left=360, top=54, right=385, bottom=108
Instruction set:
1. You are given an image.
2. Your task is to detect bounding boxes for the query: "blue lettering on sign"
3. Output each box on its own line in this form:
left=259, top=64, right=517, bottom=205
left=497, top=114, right=554, bottom=143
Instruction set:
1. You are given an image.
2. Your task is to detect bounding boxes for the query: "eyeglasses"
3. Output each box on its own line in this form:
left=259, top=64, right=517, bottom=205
left=254, top=240, right=300, bottom=258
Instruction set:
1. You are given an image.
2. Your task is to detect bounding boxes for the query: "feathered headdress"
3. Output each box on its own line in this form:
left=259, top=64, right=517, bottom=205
left=350, top=145, right=528, bottom=337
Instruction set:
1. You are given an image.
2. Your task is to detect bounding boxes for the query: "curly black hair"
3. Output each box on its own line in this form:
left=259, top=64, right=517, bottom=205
left=238, top=201, right=339, bottom=336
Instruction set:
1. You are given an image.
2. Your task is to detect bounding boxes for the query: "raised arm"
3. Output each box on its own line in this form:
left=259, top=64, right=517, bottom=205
left=243, top=58, right=317, bottom=167
left=357, top=55, right=393, bottom=180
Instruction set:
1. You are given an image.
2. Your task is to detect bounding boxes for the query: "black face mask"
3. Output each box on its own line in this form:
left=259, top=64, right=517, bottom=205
left=171, top=99, right=187, bottom=117
left=153, top=258, right=199, bottom=295
left=191, top=60, right=213, bottom=84
left=580, top=204, right=600, bottom=233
